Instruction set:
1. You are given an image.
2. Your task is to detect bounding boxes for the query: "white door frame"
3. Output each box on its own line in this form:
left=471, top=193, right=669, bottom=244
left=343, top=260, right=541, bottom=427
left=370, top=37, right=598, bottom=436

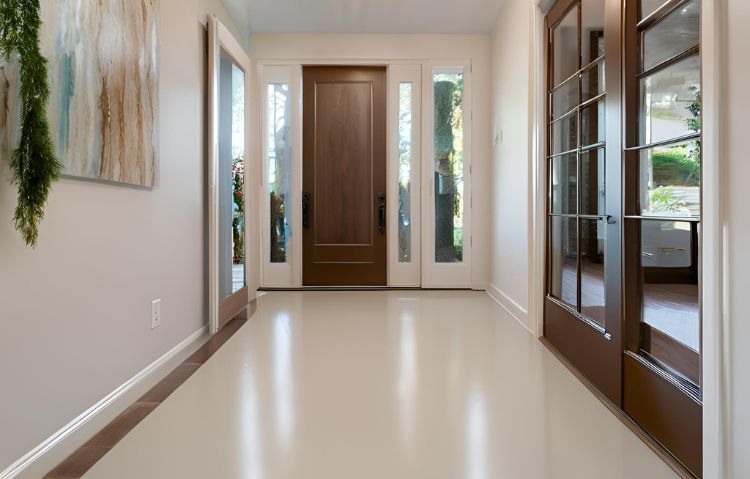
left=388, top=64, right=423, bottom=287
left=207, top=16, right=254, bottom=334
left=421, top=61, right=473, bottom=288
left=255, top=58, right=473, bottom=289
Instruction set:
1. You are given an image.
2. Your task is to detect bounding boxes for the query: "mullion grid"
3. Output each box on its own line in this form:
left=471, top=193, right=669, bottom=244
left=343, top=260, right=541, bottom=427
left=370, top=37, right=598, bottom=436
left=546, top=1, right=609, bottom=313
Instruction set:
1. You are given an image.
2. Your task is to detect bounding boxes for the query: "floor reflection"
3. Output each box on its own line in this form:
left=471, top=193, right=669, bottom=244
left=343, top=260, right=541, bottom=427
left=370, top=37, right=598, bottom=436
left=84, top=291, right=679, bottom=479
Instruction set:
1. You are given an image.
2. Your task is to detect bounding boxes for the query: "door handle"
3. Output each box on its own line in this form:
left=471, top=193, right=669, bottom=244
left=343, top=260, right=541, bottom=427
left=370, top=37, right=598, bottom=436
left=303, top=192, right=311, bottom=228
left=377, top=193, right=386, bottom=234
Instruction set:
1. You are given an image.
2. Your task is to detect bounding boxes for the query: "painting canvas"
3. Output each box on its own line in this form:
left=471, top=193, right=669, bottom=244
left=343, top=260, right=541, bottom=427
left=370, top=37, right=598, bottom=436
left=40, top=0, right=160, bottom=187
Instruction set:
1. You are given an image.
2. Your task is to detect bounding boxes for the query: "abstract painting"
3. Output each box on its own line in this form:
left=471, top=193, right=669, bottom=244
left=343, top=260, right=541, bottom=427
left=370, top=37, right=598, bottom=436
left=41, top=0, right=160, bottom=187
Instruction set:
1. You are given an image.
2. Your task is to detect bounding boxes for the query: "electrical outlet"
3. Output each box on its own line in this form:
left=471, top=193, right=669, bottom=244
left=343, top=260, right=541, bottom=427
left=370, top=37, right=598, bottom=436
left=151, top=299, right=161, bottom=329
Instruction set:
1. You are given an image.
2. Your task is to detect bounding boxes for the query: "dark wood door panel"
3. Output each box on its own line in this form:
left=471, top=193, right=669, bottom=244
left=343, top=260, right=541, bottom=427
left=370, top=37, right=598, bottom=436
left=623, top=353, right=702, bottom=476
left=544, top=297, right=621, bottom=403
left=314, top=81, right=373, bottom=246
left=302, top=66, right=387, bottom=286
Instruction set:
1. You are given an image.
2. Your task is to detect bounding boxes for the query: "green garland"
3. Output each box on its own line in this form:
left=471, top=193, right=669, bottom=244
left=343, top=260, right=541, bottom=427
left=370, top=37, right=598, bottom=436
left=0, top=0, right=61, bottom=247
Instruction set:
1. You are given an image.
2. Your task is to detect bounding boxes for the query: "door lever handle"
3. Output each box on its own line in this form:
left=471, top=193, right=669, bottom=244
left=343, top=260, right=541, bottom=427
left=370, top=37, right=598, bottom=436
left=302, top=192, right=311, bottom=228
left=377, top=193, right=386, bottom=234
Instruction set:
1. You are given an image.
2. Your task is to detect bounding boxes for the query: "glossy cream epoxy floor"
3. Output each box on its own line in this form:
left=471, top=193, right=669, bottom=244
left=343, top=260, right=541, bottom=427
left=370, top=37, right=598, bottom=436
left=84, top=291, right=679, bottom=479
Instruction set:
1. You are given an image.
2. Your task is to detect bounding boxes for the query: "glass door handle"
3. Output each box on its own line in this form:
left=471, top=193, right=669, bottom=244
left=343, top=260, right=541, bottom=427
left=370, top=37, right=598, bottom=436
left=377, top=193, right=386, bottom=234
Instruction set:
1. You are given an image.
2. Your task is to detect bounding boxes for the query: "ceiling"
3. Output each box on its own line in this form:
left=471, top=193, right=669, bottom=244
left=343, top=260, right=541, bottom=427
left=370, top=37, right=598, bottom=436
left=222, top=0, right=505, bottom=35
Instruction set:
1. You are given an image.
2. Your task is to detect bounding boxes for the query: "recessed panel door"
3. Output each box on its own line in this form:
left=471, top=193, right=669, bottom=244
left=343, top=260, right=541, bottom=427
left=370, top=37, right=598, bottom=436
left=302, top=66, right=387, bottom=286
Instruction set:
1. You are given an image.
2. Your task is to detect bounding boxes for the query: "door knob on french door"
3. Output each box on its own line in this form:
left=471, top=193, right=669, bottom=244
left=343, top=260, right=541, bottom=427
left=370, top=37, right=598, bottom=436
left=302, top=192, right=311, bottom=228
left=377, top=193, right=386, bottom=234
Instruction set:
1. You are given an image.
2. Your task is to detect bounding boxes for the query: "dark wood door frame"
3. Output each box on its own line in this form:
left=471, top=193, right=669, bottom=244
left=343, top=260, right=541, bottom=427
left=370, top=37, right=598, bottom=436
left=543, top=0, right=624, bottom=404
left=302, top=66, right=388, bottom=286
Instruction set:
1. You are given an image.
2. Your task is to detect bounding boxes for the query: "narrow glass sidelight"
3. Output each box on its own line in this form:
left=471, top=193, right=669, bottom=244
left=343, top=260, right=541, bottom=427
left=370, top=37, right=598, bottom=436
left=267, top=83, right=292, bottom=263
left=433, top=70, right=465, bottom=263
left=398, top=83, right=413, bottom=263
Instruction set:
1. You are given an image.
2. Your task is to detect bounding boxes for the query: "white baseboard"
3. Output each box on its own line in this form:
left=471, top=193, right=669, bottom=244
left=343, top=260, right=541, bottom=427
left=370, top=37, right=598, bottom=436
left=486, top=283, right=533, bottom=335
left=1, top=326, right=208, bottom=479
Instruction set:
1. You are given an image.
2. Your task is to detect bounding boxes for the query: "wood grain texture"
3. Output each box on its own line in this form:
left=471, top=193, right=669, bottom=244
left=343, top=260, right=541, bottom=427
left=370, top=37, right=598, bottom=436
left=302, top=66, right=387, bottom=286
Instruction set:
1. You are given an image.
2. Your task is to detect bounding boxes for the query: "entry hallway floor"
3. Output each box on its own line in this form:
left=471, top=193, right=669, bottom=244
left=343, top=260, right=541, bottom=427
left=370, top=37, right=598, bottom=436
left=84, top=291, right=679, bottom=479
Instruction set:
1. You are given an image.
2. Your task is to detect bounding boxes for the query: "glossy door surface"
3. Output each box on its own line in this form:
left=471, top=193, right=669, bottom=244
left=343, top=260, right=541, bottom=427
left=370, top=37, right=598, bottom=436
left=302, top=66, right=387, bottom=286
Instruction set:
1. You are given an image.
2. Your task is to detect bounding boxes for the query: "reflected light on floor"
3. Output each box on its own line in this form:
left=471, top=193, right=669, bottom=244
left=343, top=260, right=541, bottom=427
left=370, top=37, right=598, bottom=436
left=272, top=312, right=295, bottom=450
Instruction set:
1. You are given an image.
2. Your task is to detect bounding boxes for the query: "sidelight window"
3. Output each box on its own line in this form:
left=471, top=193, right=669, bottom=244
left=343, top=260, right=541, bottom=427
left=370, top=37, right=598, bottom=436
left=398, top=83, right=413, bottom=263
left=267, top=83, right=292, bottom=264
left=432, top=70, right=465, bottom=263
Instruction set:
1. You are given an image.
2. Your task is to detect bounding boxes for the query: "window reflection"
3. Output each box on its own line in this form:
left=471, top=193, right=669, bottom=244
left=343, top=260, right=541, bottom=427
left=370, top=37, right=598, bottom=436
left=553, top=8, right=578, bottom=86
left=550, top=153, right=577, bottom=215
left=219, top=49, right=246, bottom=298
left=580, top=148, right=605, bottom=216
left=433, top=71, right=464, bottom=263
left=639, top=55, right=700, bottom=146
left=643, top=0, right=699, bottom=71
left=550, top=216, right=578, bottom=308
left=581, top=219, right=605, bottom=325
left=399, top=83, right=413, bottom=263
left=639, top=141, right=700, bottom=217
left=639, top=220, right=700, bottom=382
left=268, top=83, right=291, bottom=263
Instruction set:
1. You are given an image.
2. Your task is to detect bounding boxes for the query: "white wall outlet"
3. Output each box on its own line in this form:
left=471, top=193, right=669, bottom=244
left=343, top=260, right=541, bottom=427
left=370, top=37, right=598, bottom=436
left=151, top=299, right=161, bottom=330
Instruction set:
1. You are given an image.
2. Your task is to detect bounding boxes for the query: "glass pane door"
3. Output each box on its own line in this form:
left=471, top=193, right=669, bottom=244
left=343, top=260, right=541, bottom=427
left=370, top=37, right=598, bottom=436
left=219, top=48, right=247, bottom=299
left=544, top=0, right=623, bottom=405
left=622, top=0, right=702, bottom=475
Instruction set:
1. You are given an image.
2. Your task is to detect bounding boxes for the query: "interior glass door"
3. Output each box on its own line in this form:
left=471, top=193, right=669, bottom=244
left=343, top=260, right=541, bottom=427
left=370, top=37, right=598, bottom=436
left=543, top=0, right=623, bottom=404
left=208, top=17, right=250, bottom=333
left=622, top=0, right=702, bottom=475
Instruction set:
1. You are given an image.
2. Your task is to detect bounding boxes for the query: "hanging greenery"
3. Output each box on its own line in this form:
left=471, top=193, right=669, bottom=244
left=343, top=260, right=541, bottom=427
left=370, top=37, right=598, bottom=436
left=0, top=0, right=61, bottom=247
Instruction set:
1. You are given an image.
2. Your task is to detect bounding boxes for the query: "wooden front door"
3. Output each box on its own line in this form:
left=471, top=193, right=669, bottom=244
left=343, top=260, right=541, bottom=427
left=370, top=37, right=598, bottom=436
left=302, top=66, right=387, bottom=286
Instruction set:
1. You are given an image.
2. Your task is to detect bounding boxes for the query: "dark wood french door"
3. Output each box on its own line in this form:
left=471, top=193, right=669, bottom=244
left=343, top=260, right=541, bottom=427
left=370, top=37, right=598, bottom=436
left=544, top=0, right=703, bottom=476
left=302, top=66, right=387, bottom=286
left=544, top=0, right=623, bottom=403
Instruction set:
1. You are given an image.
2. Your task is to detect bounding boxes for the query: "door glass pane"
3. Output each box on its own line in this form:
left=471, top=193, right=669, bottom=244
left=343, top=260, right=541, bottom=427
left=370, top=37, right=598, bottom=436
left=433, top=71, right=464, bottom=263
left=640, top=0, right=667, bottom=20
left=399, top=83, right=413, bottom=263
left=581, top=60, right=605, bottom=101
left=550, top=216, right=578, bottom=308
left=581, top=99, right=605, bottom=147
left=639, top=54, right=700, bottom=146
left=640, top=219, right=700, bottom=382
left=581, top=219, right=605, bottom=325
left=643, top=0, right=699, bottom=71
left=553, top=8, right=579, bottom=86
left=219, top=49, right=246, bottom=297
left=550, top=153, right=577, bottom=215
left=551, top=77, right=578, bottom=120
left=551, top=113, right=577, bottom=155
left=639, top=141, right=700, bottom=217
left=580, top=148, right=605, bottom=216
left=268, top=83, right=291, bottom=263
left=581, top=0, right=605, bottom=64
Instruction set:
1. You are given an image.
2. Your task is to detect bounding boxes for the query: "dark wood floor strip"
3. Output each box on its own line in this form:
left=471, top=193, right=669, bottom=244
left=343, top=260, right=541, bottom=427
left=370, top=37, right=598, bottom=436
left=44, top=316, right=247, bottom=478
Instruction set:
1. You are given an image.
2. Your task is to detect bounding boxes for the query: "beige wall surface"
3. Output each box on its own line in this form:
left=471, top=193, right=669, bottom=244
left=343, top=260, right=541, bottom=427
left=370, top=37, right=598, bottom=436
left=0, top=0, right=247, bottom=471
left=488, top=0, right=534, bottom=327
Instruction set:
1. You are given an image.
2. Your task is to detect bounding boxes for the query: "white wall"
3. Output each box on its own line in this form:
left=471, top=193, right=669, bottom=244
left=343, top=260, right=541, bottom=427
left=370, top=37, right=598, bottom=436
left=251, top=33, right=492, bottom=290
left=488, top=0, right=534, bottom=328
left=0, top=0, right=248, bottom=471
left=721, top=1, right=750, bottom=476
